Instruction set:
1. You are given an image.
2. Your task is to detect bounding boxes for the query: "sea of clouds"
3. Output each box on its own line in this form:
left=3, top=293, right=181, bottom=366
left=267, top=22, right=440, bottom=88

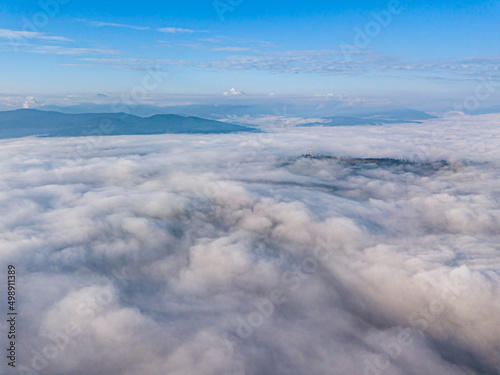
left=0, top=114, right=499, bottom=375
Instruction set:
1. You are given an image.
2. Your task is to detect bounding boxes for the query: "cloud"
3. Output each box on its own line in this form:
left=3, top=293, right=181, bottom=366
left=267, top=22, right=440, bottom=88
left=0, top=114, right=499, bottom=374
left=223, top=88, right=246, bottom=96
left=76, top=57, right=162, bottom=71
left=199, top=36, right=276, bottom=48
left=89, top=21, right=150, bottom=30
left=26, top=45, right=120, bottom=56
left=72, top=48, right=500, bottom=81
left=388, top=56, right=500, bottom=79
left=158, top=27, right=207, bottom=34
left=0, top=28, right=72, bottom=42
left=0, top=28, right=118, bottom=57
left=22, top=96, right=39, bottom=108
left=79, top=49, right=387, bottom=75
left=211, top=47, right=254, bottom=52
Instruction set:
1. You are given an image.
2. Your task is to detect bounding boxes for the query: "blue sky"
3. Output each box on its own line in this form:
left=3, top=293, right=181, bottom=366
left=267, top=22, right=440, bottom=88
left=1, top=0, right=499, bottom=109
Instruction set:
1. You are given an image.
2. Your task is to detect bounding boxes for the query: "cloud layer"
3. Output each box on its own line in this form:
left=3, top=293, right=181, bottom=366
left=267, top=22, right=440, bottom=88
left=0, top=114, right=499, bottom=375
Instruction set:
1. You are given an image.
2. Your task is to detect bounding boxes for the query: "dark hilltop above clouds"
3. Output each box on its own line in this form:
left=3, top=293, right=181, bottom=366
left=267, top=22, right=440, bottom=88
left=0, top=109, right=256, bottom=139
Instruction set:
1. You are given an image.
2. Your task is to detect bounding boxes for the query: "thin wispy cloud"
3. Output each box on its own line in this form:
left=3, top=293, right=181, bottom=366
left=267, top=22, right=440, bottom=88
left=38, top=37, right=499, bottom=83
left=89, top=21, right=150, bottom=30
left=77, top=57, right=166, bottom=71
left=28, top=45, right=119, bottom=56
left=159, top=50, right=388, bottom=75
left=76, top=50, right=378, bottom=73
left=199, top=36, right=276, bottom=47
left=198, top=37, right=223, bottom=43
left=76, top=50, right=497, bottom=81
left=158, top=27, right=208, bottom=34
left=0, top=29, right=72, bottom=42
left=156, top=41, right=254, bottom=52
left=79, top=57, right=141, bottom=63
left=211, top=47, right=254, bottom=52
left=390, top=56, right=500, bottom=78
left=0, top=27, right=119, bottom=59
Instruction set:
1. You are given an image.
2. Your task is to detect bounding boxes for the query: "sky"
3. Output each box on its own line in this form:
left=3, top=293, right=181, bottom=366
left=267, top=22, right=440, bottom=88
left=1, top=0, right=500, bottom=109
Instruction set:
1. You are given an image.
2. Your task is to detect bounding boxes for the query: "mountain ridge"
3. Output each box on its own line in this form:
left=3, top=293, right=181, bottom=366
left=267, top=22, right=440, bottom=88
left=0, top=109, right=256, bottom=139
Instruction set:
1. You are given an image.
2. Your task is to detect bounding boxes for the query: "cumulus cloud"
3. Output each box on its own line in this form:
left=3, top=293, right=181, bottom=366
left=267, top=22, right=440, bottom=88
left=0, top=114, right=499, bottom=375
left=22, top=96, right=39, bottom=109
left=223, top=88, right=246, bottom=96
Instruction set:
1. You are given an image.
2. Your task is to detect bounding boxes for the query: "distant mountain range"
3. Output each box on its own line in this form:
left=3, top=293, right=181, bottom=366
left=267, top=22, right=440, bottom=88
left=0, top=107, right=441, bottom=139
left=36, top=103, right=438, bottom=121
left=0, top=109, right=256, bottom=139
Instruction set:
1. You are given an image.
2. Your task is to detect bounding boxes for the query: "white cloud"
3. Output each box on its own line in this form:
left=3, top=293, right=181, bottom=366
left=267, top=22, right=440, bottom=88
left=68, top=48, right=500, bottom=81
left=0, top=28, right=72, bottom=42
left=22, top=96, right=39, bottom=108
left=89, top=21, right=150, bottom=30
left=223, top=88, right=246, bottom=96
left=27, top=45, right=119, bottom=56
left=0, top=114, right=499, bottom=374
left=211, top=46, right=253, bottom=52
left=158, top=27, right=207, bottom=34
left=0, top=28, right=118, bottom=57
